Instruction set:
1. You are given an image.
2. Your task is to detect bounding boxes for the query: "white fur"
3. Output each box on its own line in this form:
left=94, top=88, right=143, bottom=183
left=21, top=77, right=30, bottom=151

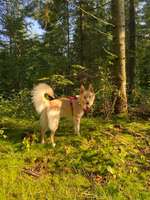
left=32, top=83, right=95, bottom=146
left=47, top=109, right=60, bottom=131
left=31, top=83, right=54, bottom=114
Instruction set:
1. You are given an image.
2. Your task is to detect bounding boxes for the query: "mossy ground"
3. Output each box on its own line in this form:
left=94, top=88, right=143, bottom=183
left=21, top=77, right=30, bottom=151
left=0, top=115, right=150, bottom=200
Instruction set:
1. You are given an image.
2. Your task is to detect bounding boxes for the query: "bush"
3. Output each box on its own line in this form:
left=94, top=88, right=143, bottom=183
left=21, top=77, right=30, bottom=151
left=0, top=89, right=35, bottom=119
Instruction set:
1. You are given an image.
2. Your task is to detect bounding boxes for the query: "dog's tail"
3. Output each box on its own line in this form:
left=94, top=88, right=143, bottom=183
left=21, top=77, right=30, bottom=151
left=31, top=83, right=55, bottom=114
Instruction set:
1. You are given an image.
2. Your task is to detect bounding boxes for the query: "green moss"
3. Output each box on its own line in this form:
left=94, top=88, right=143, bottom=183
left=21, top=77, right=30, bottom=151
left=0, top=116, right=150, bottom=199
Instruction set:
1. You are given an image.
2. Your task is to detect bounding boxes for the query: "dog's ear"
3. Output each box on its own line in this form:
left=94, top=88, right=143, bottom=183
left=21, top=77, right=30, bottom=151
left=80, top=85, right=85, bottom=94
left=88, top=84, right=94, bottom=93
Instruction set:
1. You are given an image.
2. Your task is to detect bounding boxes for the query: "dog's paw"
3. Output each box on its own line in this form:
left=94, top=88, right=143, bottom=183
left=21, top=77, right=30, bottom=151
left=41, top=140, right=45, bottom=144
left=52, top=143, right=56, bottom=148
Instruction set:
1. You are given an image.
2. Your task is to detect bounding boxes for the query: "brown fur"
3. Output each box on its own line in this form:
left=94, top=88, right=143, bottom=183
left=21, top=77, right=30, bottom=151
left=32, top=83, right=95, bottom=147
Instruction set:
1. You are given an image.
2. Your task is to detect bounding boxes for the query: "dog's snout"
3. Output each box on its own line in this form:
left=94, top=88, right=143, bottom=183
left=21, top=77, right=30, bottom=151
left=86, top=102, right=89, bottom=105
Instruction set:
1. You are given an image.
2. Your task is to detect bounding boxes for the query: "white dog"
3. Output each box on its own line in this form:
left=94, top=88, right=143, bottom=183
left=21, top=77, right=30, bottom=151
left=32, top=83, right=95, bottom=147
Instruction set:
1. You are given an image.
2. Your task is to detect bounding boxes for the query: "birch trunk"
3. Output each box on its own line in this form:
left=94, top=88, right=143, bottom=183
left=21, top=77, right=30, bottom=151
left=112, top=0, right=128, bottom=114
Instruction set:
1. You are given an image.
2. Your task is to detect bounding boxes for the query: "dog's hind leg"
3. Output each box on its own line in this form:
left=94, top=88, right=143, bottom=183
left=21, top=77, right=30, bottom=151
left=40, top=110, right=48, bottom=144
left=47, top=109, right=60, bottom=147
left=40, top=128, right=48, bottom=144
left=50, top=131, right=56, bottom=147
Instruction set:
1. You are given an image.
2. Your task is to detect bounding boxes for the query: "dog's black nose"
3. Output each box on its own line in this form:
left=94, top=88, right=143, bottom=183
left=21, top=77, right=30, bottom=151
left=86, top=102, right=89, bottom=105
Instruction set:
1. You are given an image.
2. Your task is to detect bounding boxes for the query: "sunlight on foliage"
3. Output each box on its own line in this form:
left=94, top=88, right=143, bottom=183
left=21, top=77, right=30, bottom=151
left=0, top=114, right=150, bottom=199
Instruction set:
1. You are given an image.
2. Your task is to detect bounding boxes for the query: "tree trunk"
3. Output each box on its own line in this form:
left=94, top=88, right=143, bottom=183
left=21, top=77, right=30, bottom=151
left=127, top=0, right=136, bottom=95
left=66, top=0, right=71, bottom=72
left=111, top=0, right=128, bottom=114
left=79, top=0, right=84, bottom=66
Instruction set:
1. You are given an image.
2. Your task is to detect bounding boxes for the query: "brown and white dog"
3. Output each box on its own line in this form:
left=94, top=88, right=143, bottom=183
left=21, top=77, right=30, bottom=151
left=31, top=83, right=95, bottom=147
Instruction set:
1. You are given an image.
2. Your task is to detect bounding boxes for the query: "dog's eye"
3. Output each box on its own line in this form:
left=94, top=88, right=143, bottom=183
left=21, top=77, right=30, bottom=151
left=84, top=96, right=86, bottom=99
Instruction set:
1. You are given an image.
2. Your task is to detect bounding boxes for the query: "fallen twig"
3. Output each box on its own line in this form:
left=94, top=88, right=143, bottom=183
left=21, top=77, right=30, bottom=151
left=22, top=168, right=40, bottom=178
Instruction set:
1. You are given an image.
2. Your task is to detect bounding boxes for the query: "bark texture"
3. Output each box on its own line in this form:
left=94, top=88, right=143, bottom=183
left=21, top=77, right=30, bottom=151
left=112, top=0, right=128, bottom=114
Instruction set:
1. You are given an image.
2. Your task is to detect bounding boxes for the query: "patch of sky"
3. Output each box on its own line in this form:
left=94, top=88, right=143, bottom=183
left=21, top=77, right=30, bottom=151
left=25, top=17, right=45, bottom=38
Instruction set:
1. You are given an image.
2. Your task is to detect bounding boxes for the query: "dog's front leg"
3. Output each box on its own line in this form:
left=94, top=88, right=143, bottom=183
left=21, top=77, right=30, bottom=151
left=74, top=117, right=81, bottom=135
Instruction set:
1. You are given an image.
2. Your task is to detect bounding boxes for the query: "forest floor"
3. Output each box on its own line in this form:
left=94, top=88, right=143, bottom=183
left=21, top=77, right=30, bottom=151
left=0, top=115, right=150, bottom=200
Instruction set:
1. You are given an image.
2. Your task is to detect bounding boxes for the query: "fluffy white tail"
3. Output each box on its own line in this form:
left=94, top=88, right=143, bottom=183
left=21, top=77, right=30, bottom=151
left=31, top=83, right=54, bottom=114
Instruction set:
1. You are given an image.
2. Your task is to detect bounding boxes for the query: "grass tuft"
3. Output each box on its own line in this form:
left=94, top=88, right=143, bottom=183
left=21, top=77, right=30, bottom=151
left=0, top=116, right=150, bottom=199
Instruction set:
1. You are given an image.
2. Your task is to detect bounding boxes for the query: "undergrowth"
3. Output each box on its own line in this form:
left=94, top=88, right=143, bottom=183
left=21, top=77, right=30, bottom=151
left=0, top=114, right=150, bottom=200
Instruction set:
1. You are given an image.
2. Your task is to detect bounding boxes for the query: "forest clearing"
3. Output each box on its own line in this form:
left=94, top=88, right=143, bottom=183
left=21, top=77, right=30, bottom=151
left=0, top=0, right=150, bottom=199
left=0, top=112, right=150, bottom=199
